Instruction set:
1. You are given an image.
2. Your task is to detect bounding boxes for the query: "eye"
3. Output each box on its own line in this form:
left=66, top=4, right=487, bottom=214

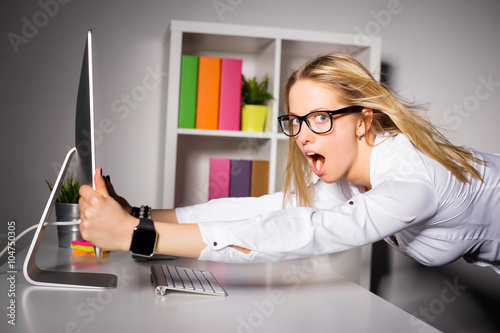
left=291, top=118, right=301, bottom=125
left=314, top=113, right=329, bottom=123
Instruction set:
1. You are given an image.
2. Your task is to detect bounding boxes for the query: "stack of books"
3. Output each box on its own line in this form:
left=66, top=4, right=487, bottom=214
left=178, top=55, right=243, bottom=131
left=209, top=158, right=269, bottom=200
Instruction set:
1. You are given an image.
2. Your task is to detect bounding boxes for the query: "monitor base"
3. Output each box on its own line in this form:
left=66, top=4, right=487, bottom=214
left=23, top=148, right=117, bottom=289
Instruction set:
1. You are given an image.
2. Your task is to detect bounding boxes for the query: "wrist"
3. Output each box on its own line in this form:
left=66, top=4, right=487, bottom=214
left=122, top=215, right=139, bottom=252
left=129, top=217, right=158, bottom=258
left=130, top=205, right=151, bottom=219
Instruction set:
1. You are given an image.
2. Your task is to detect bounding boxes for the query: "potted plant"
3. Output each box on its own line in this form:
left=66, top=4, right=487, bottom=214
left=46, top=172, right=82, bottom=248
left=241, top=74, right=274, bottom=132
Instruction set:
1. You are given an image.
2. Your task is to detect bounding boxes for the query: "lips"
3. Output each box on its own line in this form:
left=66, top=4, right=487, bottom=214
left=305, top=152, right=325, bottom=175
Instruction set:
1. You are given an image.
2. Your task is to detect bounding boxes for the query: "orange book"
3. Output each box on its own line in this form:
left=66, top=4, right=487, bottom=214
left=195, top=57, right=221, bottom=130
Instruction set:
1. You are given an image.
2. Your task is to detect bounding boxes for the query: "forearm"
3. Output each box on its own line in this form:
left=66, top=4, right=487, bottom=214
left=154, top=222, right=205, bottom=258
left=151, top=208, right=178, bottom=223
left=116, top=218, right=205, bottom=258
left=153, top=219, right=248, bottom=257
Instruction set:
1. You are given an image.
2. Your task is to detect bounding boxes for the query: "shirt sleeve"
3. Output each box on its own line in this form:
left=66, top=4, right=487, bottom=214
left=197, top=178, right=439, bottom=263
left=175, top=178, right=354, bottom=224
left=175, top=192, right=286, bottom=224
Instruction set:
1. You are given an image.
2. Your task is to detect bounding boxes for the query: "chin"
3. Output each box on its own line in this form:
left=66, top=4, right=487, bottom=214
left=317, top=174, right=339, bottom=184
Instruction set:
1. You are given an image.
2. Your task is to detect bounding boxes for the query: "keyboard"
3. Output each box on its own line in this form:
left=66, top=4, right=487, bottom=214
left=150, top=264, right=228, bottom=297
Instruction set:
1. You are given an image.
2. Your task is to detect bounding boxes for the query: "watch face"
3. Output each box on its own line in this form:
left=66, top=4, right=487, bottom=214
left=130, top=227, right=157, bottom=257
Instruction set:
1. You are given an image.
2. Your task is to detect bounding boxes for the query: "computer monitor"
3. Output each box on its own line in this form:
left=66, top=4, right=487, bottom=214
left=75, top=30, right=96, bottom=191
left=23, top=30, right=117, bottom=289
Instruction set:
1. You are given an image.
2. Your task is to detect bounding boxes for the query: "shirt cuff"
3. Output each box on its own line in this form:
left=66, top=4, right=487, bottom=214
left=197, top=222, right=258, bottom=263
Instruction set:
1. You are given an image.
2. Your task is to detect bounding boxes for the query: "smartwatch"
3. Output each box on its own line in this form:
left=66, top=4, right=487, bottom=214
left=129, top=218, right=158, bottom=260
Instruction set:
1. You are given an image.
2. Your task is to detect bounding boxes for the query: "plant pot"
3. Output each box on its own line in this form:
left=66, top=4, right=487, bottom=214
left=55, top=203, right=82, bottom=248
left=241, top=104, right=267, bottom=132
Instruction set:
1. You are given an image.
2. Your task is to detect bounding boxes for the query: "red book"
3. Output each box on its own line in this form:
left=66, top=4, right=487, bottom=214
left=218, top=58, right=242, bottom=131
left=208, top=158, right=231, bottom=200
left=195, top=57, right=221, bottom=130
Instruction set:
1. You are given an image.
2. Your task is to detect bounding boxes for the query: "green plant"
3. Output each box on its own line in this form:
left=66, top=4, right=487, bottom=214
left=46, top=172, right=80, bottom=203
left=241, top=74, right=274, bottom=105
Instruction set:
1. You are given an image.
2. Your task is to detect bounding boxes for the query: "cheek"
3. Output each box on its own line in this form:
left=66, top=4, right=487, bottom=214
left=325, top=138, right=356, bottom=163
left=323, top=125, right=358, bottom=168
left=326, top=122, right=357, bottom=155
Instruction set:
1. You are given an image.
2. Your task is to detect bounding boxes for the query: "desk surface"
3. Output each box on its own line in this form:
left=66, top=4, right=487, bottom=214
left=1, top=227, right=439, bottom=333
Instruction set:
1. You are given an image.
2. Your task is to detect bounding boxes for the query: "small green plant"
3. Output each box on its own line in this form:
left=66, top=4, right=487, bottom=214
left=241, top=74, right=274, bottom=105
left=46, top=172, right=80, bottom=203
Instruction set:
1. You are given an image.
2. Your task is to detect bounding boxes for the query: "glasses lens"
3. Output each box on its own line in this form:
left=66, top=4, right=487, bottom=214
left=307, top=111, right=332, bottom=134
left=280, top=116, right=300, bottom=136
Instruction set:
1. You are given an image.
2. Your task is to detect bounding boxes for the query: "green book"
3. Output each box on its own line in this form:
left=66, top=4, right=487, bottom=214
left=178, top=55, right=199, bottom=129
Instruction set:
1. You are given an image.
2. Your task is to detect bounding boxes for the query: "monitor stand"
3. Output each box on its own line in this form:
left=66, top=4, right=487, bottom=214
left=23, top=147, right=117, bottom=289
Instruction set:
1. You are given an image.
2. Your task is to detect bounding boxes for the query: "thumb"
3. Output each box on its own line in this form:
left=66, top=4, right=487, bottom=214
left=94, top=168, right=109, bottom=196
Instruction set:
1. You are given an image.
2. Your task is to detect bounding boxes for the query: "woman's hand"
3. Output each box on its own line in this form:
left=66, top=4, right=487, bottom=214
left=103, top=174, right=133, bottom=214
left=79, top=168, right=138, bottom=252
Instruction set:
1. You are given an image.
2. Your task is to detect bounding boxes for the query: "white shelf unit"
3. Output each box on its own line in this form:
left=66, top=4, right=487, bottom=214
left=162, top=20, right=381, bottom=288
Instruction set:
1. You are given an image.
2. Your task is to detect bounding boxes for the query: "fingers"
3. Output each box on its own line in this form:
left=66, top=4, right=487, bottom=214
left=104, top=175, right=116, bottom=196
left=94, top=168, right=109, bottom=197
left=79, top=183, right=95, bottom=201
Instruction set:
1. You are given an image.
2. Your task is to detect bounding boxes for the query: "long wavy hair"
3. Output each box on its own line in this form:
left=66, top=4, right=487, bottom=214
left=282, top=53, right=485, bottom=207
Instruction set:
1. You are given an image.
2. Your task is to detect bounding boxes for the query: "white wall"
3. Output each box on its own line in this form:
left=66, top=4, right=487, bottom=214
left=2, top=0, right=500, bottom=324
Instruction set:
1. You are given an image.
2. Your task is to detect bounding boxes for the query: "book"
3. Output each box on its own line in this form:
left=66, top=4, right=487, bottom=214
left=250, top=160, right=269, bottom=197
left=218, top=58, right=243, bottom=131
left=229, top=159, right=252, bottom=197
left=178, top=55, right=199, bottom=129
left=208, top=158, right=231, bottom=200
left=195, top=56, right=221, bottom=130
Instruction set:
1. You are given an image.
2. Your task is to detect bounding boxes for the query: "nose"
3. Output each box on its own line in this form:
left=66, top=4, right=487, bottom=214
left=295, top=121, right=315, bottom=145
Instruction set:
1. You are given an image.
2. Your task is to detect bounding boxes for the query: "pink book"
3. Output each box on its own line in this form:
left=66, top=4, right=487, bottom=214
left=208, top=158, right=231, bottom=200
left=218, top=58, right=243, bottom=131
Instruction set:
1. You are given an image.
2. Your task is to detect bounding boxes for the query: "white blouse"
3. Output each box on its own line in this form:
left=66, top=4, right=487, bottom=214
left=176, top=134, right=500, bottom=273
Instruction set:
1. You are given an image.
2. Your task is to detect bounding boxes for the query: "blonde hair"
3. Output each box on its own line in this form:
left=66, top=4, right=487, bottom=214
left=283, top=53, right=485, bottom=207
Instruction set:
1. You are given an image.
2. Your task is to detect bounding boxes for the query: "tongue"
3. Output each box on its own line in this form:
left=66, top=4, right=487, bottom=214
left=314, top=155, right=325, bottom=173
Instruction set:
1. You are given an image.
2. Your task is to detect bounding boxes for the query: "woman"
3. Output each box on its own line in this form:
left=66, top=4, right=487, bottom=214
left=79, top=53, right=500, bottom=272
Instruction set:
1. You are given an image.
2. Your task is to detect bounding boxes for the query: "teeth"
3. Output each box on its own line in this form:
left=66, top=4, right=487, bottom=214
left=306, top=152, right=315, bottom=156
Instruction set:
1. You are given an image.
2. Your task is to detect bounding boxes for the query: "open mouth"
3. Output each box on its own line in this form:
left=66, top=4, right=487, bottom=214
left=306, top=152, right=326, bottom=175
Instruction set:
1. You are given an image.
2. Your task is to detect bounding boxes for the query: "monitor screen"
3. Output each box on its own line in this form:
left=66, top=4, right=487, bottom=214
left=75, top=30, right=96, bottom=189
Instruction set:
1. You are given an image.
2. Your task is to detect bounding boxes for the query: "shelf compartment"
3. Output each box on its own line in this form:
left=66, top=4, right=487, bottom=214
left=175, top=135, right=272, bottom=207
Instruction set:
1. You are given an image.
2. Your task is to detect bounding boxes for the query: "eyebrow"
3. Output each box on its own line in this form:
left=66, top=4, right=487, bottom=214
left=288, top=108, right=331, bottom=116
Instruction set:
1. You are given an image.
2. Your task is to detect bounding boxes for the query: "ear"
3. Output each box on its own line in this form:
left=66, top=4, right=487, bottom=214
left=356, top=108, right=373, bottom=137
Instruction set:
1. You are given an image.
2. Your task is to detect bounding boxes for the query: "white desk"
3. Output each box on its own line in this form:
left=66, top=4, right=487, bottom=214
left=1, top=227, right=440, bottom=332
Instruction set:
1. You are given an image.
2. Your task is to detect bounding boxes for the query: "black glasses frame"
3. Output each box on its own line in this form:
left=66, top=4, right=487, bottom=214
left=277, top=106, right=364, bottom=137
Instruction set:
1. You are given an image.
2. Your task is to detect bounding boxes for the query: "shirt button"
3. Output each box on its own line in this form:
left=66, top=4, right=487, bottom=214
left=348, top=201, right=354, bottom=205
left=213, top=242, right=218, bottom=246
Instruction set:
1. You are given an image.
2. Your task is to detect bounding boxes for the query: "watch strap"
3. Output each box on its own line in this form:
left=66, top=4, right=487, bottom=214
left=138, top=217, right=155, bottom=230
left=130, top=218, right=157, bottom=260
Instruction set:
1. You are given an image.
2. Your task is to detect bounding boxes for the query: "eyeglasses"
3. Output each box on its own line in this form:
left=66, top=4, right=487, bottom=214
left=277, top=106, right=363, bottom=137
